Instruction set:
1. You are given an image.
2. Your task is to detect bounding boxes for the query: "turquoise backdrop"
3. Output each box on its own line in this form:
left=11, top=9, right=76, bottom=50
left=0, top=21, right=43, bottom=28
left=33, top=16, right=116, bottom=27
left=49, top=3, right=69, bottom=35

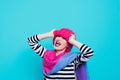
left=0, top=0, right=120, bottom=80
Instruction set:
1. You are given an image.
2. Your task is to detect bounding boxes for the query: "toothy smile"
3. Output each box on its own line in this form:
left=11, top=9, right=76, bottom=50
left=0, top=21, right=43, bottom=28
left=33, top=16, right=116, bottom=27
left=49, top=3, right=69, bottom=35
left=55, top=41, right=61, bottom=47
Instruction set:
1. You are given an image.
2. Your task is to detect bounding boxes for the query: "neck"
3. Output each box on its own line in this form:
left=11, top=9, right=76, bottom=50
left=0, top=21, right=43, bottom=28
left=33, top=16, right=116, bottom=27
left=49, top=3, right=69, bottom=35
left=55, top=49, right=66, bottom=56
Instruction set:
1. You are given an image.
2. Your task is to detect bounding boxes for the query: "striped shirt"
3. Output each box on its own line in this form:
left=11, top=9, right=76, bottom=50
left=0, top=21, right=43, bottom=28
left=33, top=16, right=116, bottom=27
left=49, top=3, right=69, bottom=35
left=28, top=35, right=94, bottom=80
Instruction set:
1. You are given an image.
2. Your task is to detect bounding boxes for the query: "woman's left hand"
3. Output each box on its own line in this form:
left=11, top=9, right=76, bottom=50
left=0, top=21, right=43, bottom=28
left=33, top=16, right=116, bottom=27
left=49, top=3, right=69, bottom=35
left=68, top=34, right=76, bottom=45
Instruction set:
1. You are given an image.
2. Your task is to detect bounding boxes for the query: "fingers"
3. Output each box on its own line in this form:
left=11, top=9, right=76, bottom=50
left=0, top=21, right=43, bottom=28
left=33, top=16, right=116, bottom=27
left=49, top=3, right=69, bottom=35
left=49, top=29, right=56, bottom=37
left=52, top=29, right=56, bottom=32
left=70, top=34, right=76, bottom=40
left=68, top=34, right=76, bottom=45
left=50, top=29, right=56, bottom=33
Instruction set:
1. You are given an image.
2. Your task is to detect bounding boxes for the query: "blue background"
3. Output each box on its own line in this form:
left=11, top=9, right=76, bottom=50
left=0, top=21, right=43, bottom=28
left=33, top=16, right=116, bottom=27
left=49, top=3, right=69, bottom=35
left=0, top=0, right=120, bottom=80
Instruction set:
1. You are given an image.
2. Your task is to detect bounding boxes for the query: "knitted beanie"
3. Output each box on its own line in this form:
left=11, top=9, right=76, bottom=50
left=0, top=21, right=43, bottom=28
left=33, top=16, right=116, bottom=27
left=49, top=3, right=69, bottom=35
left=53, top=28, right=75, bottom=52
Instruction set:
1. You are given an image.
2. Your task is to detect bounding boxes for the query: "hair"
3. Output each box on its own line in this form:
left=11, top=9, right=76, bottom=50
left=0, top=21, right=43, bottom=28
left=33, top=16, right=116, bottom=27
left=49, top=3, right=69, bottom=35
left=53, top=28, right=76, bottom=52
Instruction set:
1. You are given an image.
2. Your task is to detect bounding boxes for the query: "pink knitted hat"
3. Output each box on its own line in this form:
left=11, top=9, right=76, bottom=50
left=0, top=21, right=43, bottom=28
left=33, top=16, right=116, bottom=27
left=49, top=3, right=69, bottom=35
left=53, top=28, right=75, bottom=52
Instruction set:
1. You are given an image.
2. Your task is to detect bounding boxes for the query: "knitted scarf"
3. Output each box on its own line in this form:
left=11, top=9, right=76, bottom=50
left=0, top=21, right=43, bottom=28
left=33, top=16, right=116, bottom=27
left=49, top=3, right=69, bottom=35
left=43, top=50, right=89, bottom=80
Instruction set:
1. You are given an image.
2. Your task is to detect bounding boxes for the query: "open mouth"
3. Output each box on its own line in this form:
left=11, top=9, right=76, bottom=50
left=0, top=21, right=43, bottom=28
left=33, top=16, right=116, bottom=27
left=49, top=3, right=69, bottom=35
left=54, top=41, right=61, bottom=47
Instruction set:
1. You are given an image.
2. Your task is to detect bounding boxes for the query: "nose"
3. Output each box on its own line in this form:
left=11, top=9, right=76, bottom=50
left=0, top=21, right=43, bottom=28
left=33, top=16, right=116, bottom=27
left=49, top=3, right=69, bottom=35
left=56, top=36, right=62, bottom=39
left=58, top=36, right=62, bottom=39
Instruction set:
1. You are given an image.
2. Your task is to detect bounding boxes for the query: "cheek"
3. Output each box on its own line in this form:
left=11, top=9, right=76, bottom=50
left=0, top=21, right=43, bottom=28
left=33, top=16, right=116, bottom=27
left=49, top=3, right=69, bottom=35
left=62, top=41, right=68, bottom=47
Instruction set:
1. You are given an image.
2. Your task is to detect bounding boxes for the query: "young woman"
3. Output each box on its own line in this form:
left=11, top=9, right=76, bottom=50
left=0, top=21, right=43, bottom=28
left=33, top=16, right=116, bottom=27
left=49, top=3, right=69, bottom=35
left=28, top=28, right=94, bottom=80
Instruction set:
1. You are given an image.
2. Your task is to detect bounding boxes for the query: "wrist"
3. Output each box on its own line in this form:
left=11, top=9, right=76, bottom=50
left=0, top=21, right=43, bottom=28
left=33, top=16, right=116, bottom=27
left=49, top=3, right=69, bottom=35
left=69, top=39, right=76, bottom=45
left=38, top=32, right=53, bottom=40
left=71, top=40, right=83, bottom=49
left=48, top=32, right=54, bottom=37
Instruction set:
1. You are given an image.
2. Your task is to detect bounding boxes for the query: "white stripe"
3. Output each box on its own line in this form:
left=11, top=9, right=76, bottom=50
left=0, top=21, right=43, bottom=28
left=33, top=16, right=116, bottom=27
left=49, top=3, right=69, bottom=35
left=85, top=53, right=94, bottom=56
left=41, top=48, right=46, bottom=57
left=58, top=71, right=74, bottom=73
left=33, top=35, right=37, bottom=42
left=84, top=47, right=90, bottom=53
left=46, top=74, right=75, bottom=78
left=45, top=78, right=75, bottom=80
left=28, top=42, right=34, bottom=45
left=35, top=46, right=41, bottom=53
left=64, top=66, right=74, bottom=69
left=81, top=45, right=86, bottom=53
left=28, top=43, right=35, bottom=48
left=37, top=46, right=43, bottom=55
left=32, top=36, right=36, bottom=42
left=80, top=55, right=89, bottom=61
left=89, top=49, right=93, bottom=52
left=33, top=44, right=38, bottom=50
left=29, top=37, right=33, bottom=43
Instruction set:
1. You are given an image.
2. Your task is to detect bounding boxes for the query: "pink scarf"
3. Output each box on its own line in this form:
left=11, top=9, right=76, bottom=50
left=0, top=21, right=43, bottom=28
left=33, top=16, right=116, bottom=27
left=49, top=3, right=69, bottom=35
left=43, top=28, right=75, bottom=74
left=43, top=50, right=66, bottom=74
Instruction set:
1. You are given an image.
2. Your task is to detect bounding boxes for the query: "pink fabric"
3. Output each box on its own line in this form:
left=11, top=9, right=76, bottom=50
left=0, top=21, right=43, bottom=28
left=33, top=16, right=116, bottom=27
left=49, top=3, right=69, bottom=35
left=43, top=50, right=66, bottom=74
left=53, top=28, right=75, bottom=52
left=43, top=28, right=76, bottom=74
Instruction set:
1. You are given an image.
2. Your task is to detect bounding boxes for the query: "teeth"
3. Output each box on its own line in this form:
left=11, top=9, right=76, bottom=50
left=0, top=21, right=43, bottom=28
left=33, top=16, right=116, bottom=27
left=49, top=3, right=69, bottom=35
left=55, top=41, right=61, bottom=47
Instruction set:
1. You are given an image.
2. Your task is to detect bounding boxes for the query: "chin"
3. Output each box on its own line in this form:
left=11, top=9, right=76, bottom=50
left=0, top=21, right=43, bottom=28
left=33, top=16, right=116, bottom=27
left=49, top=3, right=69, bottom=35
left=54, top=47, right=60, bottom=51
left=54, top=47, right=61, bottom=51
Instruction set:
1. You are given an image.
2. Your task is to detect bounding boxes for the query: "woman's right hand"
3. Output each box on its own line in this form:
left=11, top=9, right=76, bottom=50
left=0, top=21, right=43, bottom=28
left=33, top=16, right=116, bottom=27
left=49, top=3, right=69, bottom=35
left=37, top=29, right=56, bottom=40
left=49, top=29, right=56, bottom=37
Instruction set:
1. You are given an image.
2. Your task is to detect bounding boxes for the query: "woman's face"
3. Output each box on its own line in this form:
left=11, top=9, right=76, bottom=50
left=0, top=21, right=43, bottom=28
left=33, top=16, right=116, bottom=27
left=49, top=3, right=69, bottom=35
left=54, top=36, right=68, bottom=52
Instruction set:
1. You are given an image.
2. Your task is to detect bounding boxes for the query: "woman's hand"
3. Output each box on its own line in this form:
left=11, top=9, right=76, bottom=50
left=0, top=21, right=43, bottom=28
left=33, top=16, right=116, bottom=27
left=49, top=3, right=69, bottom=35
left=38, top=29, right=56, bottom=40
left=49, top=29, right=56, bottom=37
left=68, top=34, right=76, bottom=45
left=68, top=34, right=83, bottom=49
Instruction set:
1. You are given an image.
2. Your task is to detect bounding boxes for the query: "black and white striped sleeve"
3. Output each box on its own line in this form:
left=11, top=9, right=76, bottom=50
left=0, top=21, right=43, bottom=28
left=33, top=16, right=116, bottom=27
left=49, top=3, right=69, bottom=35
left=74, top=44, right=94, bottom=65
left=27, top=34, right=47, bottom=58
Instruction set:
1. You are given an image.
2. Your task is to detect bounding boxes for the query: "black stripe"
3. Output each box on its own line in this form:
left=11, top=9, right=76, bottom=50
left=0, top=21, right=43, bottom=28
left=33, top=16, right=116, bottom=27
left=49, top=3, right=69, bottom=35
left=39, top=47, right=44, bottom=56
left=37, top=50, right=40, bottom=54
left=33, top=36, right=37, bottom=42
left=66, top=64, right=74, bottom=67
left=44, top=78, right=46, bottom=80
left=76, top=55, right=81, bottom=63
left=82, top=46, right=88, bottom=53
left=84, top=54, right=93, bottom=58
left=80, top=44, right=85, bottom=50
left=29, top=43, right=35, bottom=46
left=34, top=45, right=41, bottom=51
left=33, top=36, right=38, bottom=42
left=36, top=35, right=39, bottom=41
left=45, top=75, right=75, bottom=79
left=86, top=48, right=91, bottom=52
left=51, top=72, right=75, bottom=75
left=31, top=47, right=34, bottom=49
left=27, top=38, right=30, bottom=42
left=81, top=56, right=87, bottom=60
left=61, top=68, right=74, bottom=71
left=78, top=54, right=82, bottom=62
left=30, top=37, right=34, bottom=43
left=85, top=51, right=94, bottom=55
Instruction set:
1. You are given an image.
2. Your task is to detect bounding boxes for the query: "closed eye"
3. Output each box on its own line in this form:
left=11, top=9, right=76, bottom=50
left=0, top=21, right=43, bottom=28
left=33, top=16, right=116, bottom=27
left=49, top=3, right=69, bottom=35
left=56, top=35, right=60, bottom=37
left=56, top=35, right=66, bottom=40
